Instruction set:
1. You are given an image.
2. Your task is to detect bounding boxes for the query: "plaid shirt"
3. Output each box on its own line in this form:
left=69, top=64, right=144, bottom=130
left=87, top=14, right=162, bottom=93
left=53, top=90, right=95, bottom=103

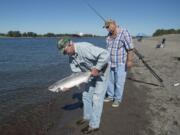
left=106, top=28, right=134, bottom=67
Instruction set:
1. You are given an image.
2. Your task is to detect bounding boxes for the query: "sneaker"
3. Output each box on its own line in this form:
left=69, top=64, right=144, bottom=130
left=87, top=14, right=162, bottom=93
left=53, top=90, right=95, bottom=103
left=76, top=118, right=88, bottom=125
left=112, top=100, right=120, bottom=107
left=104, top=97, right=113, bottom=102
left=81, top=125, right=99, bottom=134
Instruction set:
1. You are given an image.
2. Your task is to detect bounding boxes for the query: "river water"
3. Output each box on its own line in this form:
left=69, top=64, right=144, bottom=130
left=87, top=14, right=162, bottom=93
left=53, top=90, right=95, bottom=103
left=0, top=37, right=106, bottom=135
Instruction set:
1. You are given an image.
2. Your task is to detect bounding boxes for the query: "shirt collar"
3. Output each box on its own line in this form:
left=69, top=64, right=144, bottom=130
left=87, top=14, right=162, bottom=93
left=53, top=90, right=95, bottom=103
left=71, top=43, right=78, bottom=58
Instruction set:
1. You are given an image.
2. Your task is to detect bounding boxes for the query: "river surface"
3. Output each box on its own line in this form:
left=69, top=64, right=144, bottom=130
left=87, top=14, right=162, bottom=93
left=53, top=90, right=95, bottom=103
left=0, top=37, right=106, bottom=135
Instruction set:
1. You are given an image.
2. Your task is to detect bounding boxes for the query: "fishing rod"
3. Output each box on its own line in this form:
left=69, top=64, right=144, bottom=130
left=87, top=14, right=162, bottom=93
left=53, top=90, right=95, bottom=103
left=82, top=0, right=106, bottom=22
left=134, top=48, right=164, bottom=87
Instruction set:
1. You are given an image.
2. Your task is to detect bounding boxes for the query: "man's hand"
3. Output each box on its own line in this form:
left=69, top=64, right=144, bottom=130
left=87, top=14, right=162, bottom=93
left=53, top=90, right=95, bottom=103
left=91, top=68, right=99, bottom=77
left=127, top=61, right=133, bottom=68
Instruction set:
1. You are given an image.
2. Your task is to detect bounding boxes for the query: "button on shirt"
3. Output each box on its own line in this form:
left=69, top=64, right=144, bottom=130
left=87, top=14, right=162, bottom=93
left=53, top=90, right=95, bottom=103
left=106, top=28, right=134, bottom=67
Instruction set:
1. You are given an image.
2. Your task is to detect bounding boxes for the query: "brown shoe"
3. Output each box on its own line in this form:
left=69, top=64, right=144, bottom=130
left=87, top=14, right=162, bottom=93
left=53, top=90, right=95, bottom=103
left=81, top=125, right=99, bottom=134
left=76, top=118, right=88, bottom=125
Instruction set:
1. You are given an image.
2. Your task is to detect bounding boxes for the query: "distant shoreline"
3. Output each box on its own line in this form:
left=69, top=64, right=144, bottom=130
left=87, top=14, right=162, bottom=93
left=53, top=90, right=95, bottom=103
left=0, top=36, right=106, bottom=39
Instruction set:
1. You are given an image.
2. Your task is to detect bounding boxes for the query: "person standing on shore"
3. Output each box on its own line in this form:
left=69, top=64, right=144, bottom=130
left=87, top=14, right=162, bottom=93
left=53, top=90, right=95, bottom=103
left=103, top=19, right=134, bottom=107
left=160, top=38, right=166, bottom=48
left=57, top=37, right=109, bottom=134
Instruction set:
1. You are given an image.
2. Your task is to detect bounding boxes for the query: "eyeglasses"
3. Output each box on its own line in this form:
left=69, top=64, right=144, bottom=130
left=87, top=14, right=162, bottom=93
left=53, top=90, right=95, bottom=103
left=106, top=26, right=109, bottom=29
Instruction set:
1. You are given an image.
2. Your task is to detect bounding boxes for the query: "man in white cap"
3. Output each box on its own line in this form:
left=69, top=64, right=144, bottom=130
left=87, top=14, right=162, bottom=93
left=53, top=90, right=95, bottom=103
left=103, top=19, right=134, bottom=107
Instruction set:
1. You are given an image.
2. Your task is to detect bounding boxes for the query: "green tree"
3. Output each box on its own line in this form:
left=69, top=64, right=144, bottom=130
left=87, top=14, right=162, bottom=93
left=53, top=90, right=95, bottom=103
left=177, top=29, right=180, bottom=34
left=22, top=32, right=28, bottom=37
left=44, top=33, right=55, bottom=37
left=27, top=32, right=37, bottom=37
left=7, top=31, right=21, bottom=37
left=153, top=29, right=179, bottom=37
left=0, top=33, right=5, bottom=36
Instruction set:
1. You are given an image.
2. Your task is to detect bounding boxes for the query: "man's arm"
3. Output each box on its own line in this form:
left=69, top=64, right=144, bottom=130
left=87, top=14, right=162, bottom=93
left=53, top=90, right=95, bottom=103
left=123, top=29, right=134, bottom=68
left=126, top=50, right=134, bottom=68
left=91, top=48, right=109, bottom=76
left=80, top=43, right=109, bottom=76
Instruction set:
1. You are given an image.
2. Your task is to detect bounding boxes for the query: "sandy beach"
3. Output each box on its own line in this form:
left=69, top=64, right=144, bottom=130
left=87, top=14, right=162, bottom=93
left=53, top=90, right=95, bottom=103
left=0, top=34, right=180, bottom=135
left=131, top=34, right=180, bottom=135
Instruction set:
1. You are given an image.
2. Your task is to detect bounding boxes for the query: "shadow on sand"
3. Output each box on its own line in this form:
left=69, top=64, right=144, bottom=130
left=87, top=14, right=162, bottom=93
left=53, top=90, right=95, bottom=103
left=62, top=92, right=83, bottom=110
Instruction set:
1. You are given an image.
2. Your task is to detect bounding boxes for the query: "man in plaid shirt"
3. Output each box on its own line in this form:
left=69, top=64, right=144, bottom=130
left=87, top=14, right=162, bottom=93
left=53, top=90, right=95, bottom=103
left=103, top=19, right=134, bottom=107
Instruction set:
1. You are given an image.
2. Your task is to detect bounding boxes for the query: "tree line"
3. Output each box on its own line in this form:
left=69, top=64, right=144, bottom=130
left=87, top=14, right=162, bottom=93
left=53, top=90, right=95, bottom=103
left=0, top=31, right=100, bottom=38
left=153, top=29, right=180, bottom=37
left=1, top=29, right=180, bottom=38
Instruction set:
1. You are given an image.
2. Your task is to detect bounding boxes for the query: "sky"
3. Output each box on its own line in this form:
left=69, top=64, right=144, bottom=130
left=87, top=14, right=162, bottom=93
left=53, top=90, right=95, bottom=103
left=0, top=0, right=180, bottom=36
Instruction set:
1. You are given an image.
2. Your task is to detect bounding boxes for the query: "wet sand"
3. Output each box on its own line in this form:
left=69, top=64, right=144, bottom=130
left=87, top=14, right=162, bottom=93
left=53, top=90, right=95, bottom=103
left=44, top=75, right=149, bottom=135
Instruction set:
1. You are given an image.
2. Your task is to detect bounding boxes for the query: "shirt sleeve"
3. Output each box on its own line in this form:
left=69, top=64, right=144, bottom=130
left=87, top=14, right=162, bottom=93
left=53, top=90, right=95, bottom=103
left=80, top=43, right=110, bottom=71
left=94, top=47, right=110, bottom=71
left=123, top=29, right=134, bottom=50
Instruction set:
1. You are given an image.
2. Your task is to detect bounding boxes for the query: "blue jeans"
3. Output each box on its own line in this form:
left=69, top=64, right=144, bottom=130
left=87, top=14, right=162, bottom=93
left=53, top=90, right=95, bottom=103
left=82, top=66, right=109, bottom=128
left=107, top=64, right=127, bottom=102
